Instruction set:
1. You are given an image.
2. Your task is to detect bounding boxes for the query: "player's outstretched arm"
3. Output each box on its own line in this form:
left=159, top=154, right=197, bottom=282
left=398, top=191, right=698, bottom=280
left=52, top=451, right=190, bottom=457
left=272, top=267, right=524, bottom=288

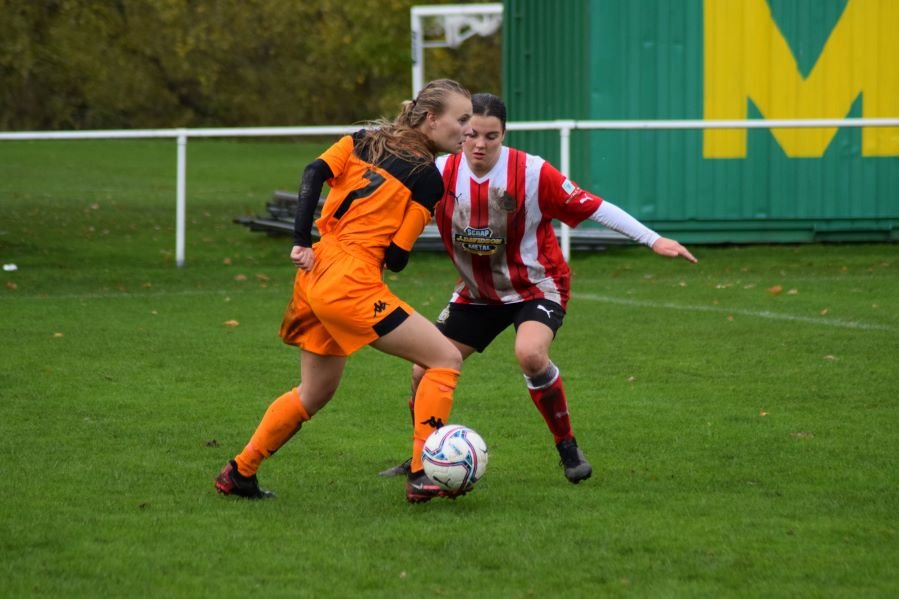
left=651, top=237, right=697, bottom=263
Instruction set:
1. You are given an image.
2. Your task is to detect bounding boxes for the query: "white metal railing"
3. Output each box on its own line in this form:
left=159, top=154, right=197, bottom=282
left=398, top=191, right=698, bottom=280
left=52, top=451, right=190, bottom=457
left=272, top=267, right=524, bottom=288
left=2, top=117, right=897, bottom=266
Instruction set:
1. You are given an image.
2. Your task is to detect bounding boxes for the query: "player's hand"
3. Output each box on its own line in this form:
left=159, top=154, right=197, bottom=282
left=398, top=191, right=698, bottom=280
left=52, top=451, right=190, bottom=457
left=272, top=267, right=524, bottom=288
left=290, top=245, right=315, bottom=271
left=651, top=237, right=697, bottom=263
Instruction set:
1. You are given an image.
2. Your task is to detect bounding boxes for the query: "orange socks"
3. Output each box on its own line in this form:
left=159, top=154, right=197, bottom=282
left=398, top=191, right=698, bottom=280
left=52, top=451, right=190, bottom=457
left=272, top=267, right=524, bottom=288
left=411, top=367, right=459, bottom=472
left=235, top=388, right=310, bottom=477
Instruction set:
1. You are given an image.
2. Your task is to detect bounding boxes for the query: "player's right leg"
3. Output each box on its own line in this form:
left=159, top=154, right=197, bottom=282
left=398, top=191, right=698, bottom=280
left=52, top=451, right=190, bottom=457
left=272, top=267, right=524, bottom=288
left=371, top=312, right=464, bottom=502
left=378, top=339, right=477, bottom=478
left=378, top=303, right=500, bottom=479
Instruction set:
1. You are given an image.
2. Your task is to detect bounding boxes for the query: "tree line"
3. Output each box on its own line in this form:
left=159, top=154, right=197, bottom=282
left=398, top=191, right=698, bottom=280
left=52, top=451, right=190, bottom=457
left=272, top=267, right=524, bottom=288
left=0, top=0, right=501, bottom=131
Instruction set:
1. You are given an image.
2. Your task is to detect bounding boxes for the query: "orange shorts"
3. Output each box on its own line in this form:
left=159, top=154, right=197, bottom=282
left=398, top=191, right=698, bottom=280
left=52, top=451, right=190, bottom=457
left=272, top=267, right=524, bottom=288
left=279, top=240, right=414, bottom=356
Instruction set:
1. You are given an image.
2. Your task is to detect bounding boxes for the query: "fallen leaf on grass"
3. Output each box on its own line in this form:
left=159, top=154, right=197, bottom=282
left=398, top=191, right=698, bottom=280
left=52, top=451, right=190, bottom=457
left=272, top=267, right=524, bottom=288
left=255, top=273, right=270, bottom=283
left=823, top=355, right=838, bottom=361
left=233, top=274, right=248, bottom=282
left=223, top=320, right=240, bottom=327
left=787, top=288, right=798, bottom=295
left=766, top=285, right=783, bottom=295
left=790, top=432, right=814, bottom=438
left=627, top=376, right=636, bottom=383
left=5, top=281, right=17, bottom=290
left=759, top=410, right=768, bottom=417
left=820, top=308, right=829, bottom=316
left=53, top=332, right=64, bottom=337
left=223, top=257, right=232, bottom=265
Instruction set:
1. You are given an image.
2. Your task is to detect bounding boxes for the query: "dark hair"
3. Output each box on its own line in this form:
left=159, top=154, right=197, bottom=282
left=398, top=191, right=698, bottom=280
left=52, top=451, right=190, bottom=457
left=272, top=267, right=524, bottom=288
left=471, top=93, right=507, bottom=130
left=358, top=79, right=471, bottom=165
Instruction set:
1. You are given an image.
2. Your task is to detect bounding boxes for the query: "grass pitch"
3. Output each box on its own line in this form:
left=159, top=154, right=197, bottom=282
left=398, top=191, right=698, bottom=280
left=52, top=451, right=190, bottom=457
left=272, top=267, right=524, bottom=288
left=1, top=140, right=897, bottom=597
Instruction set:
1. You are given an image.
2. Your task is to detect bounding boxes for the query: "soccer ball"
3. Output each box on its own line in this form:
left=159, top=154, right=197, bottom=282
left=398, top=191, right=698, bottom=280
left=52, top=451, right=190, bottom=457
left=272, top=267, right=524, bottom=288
left=422, top=424, right=488, bottom=492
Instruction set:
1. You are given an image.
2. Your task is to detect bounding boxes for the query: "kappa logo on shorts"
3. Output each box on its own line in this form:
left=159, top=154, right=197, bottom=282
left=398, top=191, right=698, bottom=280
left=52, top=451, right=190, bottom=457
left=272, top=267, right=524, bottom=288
left=373, top=300, right=388, bottom=317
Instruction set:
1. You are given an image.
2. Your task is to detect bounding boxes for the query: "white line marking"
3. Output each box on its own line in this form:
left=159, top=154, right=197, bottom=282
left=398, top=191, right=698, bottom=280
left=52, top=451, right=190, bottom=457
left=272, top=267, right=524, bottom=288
left=571, top=292, right=895, bottom=332
left=0, top=287, right=282, bottom=302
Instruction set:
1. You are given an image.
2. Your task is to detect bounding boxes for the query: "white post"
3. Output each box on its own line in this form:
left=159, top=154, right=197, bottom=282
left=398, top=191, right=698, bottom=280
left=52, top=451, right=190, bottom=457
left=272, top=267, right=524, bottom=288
left=176, top=131, right=187, bottom=268
left=411, top=10, right=425, bottom=96
left=559, top=123, right=573, bottom=260
left=410, top=4, right=503, bottom=96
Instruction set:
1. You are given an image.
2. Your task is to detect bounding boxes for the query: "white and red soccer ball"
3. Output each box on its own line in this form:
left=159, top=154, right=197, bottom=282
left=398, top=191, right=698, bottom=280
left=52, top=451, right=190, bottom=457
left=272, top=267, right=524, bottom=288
left=422, top=424, right=488, bottom=492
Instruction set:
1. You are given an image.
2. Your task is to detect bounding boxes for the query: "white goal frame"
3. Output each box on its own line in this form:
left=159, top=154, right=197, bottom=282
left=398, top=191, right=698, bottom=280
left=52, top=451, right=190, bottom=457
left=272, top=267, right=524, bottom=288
left=410, top=3, right=503, bottom=96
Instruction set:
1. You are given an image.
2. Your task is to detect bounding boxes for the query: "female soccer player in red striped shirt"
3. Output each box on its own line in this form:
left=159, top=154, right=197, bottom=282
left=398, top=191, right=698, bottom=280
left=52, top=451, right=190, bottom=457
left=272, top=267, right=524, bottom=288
left=381, top=93, right=697, bottom=483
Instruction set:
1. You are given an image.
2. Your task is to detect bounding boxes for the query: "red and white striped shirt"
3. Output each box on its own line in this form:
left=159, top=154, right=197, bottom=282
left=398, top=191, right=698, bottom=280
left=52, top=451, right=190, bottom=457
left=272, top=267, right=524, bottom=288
left=435, top=147, right=602, bottom=308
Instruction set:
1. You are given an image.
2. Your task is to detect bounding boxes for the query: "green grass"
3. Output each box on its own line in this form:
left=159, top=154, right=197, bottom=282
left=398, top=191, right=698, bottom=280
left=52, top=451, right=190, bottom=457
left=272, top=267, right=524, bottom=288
left=1, top=140, right=897, bottom=597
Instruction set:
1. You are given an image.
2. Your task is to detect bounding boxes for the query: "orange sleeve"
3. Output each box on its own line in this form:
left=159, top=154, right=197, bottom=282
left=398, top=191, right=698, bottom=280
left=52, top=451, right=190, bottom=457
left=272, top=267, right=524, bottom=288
left=317, top=135, right=354, bottom=179
left=391, top=201, right=432, bottom=251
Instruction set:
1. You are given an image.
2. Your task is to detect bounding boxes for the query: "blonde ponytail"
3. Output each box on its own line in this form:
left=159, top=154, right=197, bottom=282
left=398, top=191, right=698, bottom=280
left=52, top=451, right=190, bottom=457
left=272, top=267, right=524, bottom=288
left=358, top=79, right=470, bottom=167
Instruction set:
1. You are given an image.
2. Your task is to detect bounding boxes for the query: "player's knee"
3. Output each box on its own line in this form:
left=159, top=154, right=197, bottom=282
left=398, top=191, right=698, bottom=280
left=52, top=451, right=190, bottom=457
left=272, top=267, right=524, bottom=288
left=445, top=347, right=463, bottom=371
left=437, top=341, right=463, bottom=371
left=515, top=347, right=548, bottom=377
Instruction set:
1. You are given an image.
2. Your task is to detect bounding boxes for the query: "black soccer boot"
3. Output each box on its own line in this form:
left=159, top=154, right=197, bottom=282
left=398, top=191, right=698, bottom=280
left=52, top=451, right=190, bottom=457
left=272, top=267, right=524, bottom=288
left=556, top=438, right=593, bottom=484
left=379, top=457, right=412, bottom=477
left=214, top=460, right=275, bottom=499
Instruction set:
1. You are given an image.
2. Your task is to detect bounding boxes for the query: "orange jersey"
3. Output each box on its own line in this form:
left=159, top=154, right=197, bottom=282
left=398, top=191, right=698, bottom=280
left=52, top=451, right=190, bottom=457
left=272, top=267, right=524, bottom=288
left=316, top=132, right=443, bottom=263
left=280, top=131, right=444, bottom=356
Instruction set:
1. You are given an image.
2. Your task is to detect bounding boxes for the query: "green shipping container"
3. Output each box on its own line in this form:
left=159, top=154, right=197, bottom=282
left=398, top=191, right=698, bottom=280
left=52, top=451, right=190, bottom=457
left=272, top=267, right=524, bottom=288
left=501, top=0, right=899, bottom=242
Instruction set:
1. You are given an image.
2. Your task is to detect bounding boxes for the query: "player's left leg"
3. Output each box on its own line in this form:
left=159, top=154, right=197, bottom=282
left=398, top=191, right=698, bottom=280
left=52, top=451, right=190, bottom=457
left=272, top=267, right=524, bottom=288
left=216, top=350, right=347, bottom=499
left=515, top=302, right=592, bottom=484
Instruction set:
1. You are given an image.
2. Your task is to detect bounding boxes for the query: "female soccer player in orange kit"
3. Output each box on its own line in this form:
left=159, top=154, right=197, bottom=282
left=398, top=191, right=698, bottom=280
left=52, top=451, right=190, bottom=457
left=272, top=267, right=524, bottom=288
left=379, top=93, right=696, bottom=484
left=215, top=79, right=473, bottom=503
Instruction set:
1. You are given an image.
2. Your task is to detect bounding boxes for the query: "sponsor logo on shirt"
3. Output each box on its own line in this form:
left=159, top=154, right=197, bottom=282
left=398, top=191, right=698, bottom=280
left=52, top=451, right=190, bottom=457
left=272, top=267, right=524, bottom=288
left=455, top=226, right=504, bottom=256
left=562, top=178, right=587, bottom=204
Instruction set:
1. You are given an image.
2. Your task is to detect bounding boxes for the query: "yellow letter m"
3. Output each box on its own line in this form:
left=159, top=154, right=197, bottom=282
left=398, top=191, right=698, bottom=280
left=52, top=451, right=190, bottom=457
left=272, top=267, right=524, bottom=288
left=704, top=0, right=899, bottom=158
